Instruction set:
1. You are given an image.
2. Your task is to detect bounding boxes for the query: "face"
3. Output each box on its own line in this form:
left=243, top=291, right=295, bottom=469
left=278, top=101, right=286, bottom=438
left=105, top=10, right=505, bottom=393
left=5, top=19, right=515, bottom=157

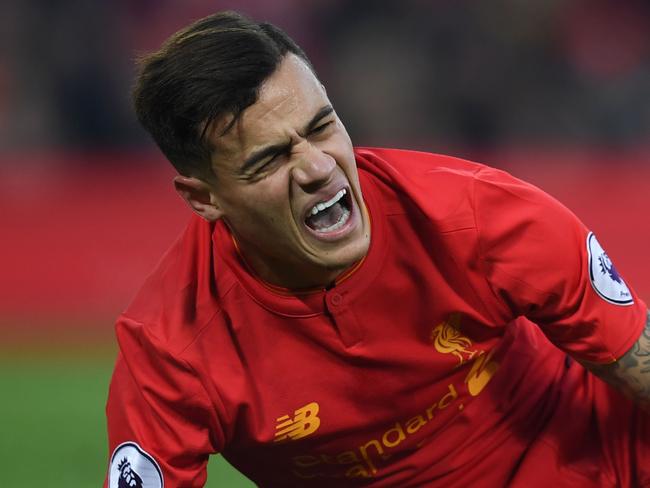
left=191, top=54, right=370, bottom=289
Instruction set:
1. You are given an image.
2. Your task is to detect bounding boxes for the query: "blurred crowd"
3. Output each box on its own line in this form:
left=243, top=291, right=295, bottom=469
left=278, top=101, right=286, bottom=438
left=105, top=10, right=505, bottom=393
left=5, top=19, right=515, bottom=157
left=1, top=0, right=649, bottom=156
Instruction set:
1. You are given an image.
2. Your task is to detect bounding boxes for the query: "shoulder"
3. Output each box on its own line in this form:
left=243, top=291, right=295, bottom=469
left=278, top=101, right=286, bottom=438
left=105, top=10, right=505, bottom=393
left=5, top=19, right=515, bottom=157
left=355, top=146, right=481, bottom=202
left=471, top=164, right=587, bottom=256
left=118, top=215, right=224, bottom=356
left=354, top=147, right=513, bottom=231
left=355, top=146, right=587, bottom=270
left=354, top=146, right=486, bottom=184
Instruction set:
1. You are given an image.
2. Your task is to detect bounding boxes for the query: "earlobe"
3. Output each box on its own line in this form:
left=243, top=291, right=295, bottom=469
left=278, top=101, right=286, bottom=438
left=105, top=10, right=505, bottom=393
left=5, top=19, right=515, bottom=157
left=173, top=175, right=224, bottom=222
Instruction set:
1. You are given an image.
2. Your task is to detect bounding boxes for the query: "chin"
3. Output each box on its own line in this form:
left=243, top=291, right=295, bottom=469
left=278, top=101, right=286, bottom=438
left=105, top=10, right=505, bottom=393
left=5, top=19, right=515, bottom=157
left=318, top=236, right=370, bottom=271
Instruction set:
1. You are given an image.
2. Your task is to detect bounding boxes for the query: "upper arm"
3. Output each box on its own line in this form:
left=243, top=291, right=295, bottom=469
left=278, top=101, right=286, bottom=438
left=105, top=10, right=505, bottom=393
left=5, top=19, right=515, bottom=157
left=582, top=309, right=650, bottom=410
left=474, top=167, right=646, bottom=363
left=105, top=317, right=222, bottom=487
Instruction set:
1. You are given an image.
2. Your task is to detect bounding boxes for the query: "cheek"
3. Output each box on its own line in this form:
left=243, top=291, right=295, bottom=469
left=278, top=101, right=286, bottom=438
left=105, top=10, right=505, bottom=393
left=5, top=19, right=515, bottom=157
left=328, top=143, right=358, bottom=180
left=237, top=185, right=292, bottom=224
left=334, top=119, right=353, bottom=146
left=321, top=130, right=354, bottom=162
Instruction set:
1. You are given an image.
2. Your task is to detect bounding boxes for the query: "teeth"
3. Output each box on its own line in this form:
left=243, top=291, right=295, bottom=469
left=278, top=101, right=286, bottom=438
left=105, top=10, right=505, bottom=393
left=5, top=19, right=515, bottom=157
left=315, top=207, right=351, bottom=233
left=310, top=189, right=346, bottom=216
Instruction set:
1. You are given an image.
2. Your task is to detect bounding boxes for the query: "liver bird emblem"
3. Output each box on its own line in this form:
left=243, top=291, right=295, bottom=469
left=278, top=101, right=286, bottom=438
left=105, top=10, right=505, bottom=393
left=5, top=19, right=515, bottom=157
left=430, top=313, right=477, bottom=365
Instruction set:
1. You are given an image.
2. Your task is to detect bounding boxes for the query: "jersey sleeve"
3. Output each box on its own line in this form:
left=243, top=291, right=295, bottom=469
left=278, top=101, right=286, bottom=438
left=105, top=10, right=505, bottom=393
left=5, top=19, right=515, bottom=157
left=473, top=166, right=646, bottom=363
left=104, top=315, right=224, bottom=488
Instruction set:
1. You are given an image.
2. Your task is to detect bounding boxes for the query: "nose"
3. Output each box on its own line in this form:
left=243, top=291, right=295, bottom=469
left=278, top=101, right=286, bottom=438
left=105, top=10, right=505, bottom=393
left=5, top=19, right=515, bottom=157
left=291, top=145, right=336, bottom=191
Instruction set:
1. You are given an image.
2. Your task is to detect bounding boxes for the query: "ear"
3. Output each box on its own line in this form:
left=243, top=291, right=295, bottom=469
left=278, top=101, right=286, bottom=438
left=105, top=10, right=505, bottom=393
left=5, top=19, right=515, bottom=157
left=173, top=175, right=224, bottom=222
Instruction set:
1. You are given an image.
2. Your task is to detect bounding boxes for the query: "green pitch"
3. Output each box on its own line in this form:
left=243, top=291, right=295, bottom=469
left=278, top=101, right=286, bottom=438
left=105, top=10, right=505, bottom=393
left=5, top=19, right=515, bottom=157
left=0, top=349, right=254, bottom=487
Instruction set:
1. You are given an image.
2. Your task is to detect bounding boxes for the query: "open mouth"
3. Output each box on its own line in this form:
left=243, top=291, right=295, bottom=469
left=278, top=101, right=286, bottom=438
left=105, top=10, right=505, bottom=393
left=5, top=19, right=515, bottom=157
left=304, top=188, right=352, bottom=234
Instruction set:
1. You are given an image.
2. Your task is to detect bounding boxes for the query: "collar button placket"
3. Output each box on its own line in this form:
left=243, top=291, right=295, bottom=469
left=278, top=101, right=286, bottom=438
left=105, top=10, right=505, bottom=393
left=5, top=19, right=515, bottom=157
left=324, top=290, right=362, bottom=348
left=329, top=292, right=343, bottom=307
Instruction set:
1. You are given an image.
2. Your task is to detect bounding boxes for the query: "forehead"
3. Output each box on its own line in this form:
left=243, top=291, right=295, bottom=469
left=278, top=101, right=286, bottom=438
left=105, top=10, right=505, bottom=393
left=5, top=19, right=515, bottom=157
left=211, top=55, right=328, bottom=160
left=256, top=54, right=324, bottom=116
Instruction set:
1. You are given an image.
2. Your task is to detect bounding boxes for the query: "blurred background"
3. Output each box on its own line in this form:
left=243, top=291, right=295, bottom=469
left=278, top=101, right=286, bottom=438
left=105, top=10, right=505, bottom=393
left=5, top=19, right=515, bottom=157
left=1, top=0, right=649, bottom=486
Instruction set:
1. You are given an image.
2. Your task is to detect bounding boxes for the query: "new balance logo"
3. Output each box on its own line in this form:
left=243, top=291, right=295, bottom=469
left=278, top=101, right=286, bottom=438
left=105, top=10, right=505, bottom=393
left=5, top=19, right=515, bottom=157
left=274, top=402, right=321, bottom=442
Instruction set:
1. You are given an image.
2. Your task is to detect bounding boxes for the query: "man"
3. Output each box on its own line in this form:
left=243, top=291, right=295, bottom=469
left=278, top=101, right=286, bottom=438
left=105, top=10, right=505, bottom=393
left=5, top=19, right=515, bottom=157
left=105, top=11, right=650, bottom=488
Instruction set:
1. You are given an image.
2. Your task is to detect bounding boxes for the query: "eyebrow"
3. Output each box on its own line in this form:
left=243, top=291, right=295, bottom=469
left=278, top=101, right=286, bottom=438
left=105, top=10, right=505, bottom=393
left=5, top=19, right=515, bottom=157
left=240, top=105, right=335, bottom=173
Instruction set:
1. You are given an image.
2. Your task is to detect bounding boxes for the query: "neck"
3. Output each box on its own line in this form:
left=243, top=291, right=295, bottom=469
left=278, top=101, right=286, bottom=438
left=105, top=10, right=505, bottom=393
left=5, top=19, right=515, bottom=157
left=231, top=235, right=346, bottom=292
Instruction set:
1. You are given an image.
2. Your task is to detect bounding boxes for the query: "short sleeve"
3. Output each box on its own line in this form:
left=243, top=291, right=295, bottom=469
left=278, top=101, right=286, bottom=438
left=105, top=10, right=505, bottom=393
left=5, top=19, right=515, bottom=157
left=104, top=315, right=223, bottom=488
left=473, top=166, right=646, bottom=363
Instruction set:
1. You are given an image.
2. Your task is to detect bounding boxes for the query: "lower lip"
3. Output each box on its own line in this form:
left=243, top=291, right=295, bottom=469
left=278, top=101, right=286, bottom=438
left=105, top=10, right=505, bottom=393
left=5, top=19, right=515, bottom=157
left=304, top=197, right=359, bottom=242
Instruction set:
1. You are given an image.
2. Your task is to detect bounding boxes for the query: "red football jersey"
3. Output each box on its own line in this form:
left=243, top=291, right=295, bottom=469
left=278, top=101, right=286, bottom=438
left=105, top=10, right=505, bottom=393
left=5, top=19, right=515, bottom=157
left=105, top=148, right=649, bottom=487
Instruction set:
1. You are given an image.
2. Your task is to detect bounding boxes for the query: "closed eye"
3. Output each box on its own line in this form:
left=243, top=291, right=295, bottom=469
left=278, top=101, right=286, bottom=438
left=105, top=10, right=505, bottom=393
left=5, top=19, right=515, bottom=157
left=310, top=121, right=333, bottom=135
left=254, top=149, right=288, bottom=175
left=255, top=156, right=278, bottom=173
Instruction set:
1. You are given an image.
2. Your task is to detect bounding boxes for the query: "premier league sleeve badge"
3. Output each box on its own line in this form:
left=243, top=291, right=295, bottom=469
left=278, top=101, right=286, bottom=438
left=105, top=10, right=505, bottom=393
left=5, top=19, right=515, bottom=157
left=109, top=442, right=164, bottom=488
left=586, top=232, right=634, bottom=306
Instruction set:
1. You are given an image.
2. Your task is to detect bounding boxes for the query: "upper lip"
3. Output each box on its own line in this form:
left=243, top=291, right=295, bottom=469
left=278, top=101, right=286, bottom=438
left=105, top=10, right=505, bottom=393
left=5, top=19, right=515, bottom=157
left=300, top=183, right=349, bottom=223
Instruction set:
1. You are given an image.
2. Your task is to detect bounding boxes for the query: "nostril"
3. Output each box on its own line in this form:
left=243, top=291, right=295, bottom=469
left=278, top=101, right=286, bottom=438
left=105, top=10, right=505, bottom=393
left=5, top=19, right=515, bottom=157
left=299, top=178, right=333, bottom=195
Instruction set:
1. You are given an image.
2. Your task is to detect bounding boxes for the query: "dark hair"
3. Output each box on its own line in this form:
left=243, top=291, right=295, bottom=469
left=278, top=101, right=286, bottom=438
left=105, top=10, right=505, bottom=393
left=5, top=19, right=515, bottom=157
left=133, top=11, right=312, bottom=178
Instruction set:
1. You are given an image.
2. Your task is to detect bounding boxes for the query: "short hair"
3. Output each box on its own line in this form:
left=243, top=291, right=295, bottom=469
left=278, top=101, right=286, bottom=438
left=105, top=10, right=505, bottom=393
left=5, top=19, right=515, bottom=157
left=133, top=11, right=312, bottom=178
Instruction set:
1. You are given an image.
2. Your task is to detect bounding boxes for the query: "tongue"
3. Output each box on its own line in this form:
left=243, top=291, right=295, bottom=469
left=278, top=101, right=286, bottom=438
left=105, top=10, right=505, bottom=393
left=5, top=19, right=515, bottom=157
left=306, top=202, right=344, bottom=231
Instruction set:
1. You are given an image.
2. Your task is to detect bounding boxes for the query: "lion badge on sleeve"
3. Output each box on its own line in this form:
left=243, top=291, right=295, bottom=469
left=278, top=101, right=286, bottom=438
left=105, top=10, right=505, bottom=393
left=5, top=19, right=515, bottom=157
left=109, top=442, right=163, bottom=488
left=586, top=232, right=633, bottom=306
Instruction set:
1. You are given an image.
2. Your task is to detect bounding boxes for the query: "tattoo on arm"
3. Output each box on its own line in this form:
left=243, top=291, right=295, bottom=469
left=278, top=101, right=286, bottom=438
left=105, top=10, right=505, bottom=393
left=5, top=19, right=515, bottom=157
left=585, top=310, right=650, bottom=410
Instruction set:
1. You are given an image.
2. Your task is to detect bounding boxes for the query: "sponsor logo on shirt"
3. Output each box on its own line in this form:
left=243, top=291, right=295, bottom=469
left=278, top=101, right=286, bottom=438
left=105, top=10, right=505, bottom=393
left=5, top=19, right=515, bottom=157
left=464, top=348, right=499, bottom=396
left=274, top=402, right=321, bottom=442
left=586, top=232, right=633, bottom=306
left=291, top=384, right=459, bottom=479
left=288, top=314, right=500, bottom=480
left=109, top=442, right=163, bottom=488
